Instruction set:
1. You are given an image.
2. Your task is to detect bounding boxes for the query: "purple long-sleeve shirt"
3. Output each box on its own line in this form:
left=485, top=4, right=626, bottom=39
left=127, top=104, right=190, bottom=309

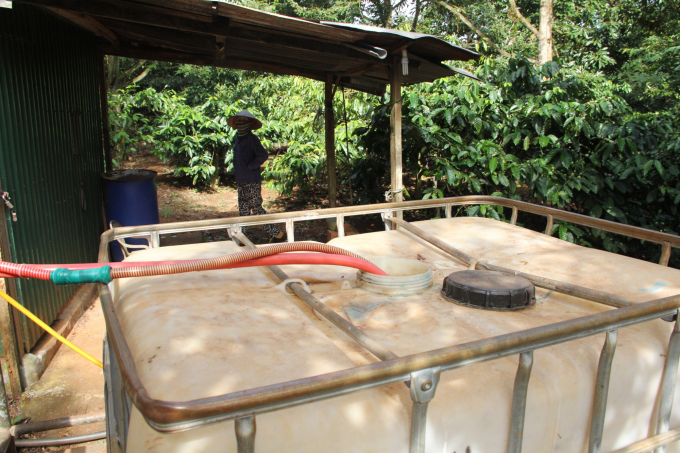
left=233, top=132, right=268, bottom=184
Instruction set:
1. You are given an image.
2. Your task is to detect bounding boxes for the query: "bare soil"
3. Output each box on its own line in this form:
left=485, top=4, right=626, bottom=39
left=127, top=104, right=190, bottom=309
left=119, top=153, right=336, bottom=244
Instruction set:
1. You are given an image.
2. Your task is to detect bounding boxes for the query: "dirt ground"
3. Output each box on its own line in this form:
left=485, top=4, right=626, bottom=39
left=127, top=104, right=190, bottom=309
left=15, top=298, right=106, bottom=453
left=119, top=153, right=386, bottom=244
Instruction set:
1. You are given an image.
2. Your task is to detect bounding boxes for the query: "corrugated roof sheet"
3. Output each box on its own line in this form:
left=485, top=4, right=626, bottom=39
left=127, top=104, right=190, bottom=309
left=15, top=0, right=480, bottom=93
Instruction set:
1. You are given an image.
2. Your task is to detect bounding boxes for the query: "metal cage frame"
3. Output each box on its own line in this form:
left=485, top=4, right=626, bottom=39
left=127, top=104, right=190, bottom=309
left=99, top=196, right=680, bottom=453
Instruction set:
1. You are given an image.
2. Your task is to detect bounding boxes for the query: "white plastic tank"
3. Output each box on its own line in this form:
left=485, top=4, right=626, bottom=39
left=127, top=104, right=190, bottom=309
left=110, top=217, right=680, bottom=452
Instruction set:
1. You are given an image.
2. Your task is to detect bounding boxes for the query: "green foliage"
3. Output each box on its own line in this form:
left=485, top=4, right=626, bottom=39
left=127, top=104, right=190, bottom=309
left=106, top=0, right=680, bottom=267
left=353, top=57, right=679, bottom=256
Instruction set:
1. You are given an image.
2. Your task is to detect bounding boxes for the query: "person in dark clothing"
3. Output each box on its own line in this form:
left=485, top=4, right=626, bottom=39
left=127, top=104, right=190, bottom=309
left=227, top=110, right=285, bottom=243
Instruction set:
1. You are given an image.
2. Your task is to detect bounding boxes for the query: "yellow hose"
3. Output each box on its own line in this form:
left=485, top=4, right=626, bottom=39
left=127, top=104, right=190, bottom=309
left=0, top=290, right=103, bottom=368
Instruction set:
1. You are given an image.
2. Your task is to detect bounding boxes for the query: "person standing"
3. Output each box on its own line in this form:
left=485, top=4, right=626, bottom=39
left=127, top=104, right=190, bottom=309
left=227, top=110, right=285, bottom=243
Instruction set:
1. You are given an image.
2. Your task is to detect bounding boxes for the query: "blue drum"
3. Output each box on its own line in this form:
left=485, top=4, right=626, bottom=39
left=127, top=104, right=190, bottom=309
left=102, top=169, right=159, bottom=262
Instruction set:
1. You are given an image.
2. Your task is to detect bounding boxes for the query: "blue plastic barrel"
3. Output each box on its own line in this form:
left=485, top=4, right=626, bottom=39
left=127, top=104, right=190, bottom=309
left=102, top=169, right=160, bottom=262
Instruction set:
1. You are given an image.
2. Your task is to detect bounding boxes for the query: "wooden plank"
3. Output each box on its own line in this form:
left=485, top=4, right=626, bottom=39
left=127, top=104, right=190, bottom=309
left=132, top=0, right=213, bottom=16
left=43, top=7, right=119, bottom=45
left=100, top=44, right=328, bottom=82
left=101, top=0, right=212, bottom=22
left=98, top=49, right=113, bottom=173
left=223, top=23, right=379, bottom=63
left=325, top=75, right=337, bottom=208
left=17, top=0, right=225, bottom=35
left=106, top=22, right=212, bottom=54
left=389, top=55, right=403, bottom=213
left=98, top=17, right=382, bottom=66
left=215, top=2, right=364, bottom=42
left=337, top=76, right=386, bottom=96
left=0, top=178, right=24, bottom=397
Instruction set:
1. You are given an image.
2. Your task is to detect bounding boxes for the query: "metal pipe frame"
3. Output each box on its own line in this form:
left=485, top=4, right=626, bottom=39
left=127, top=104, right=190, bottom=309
left=612, top=426, right=680, bottom=453
left=655, top=318, right=680, bottom=453
left=388, top=217, right=634, bottom=309
left=232, top=232, right=399, bottom=362
left=10, top=412, right=105, bottom=436
left=507, top=351, right=534, bottom=453
left=103, top=196, right=680, bottom=266
left=408, top=367, right=440, bottom=453
left=589, top=330, right=618, bottom=453
left=96, top=196, right=680, bottom=451
left=235, top=417, right=256, bottom=453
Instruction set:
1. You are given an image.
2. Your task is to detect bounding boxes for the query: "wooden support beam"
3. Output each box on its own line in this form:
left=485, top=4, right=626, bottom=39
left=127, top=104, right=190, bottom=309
left=99, top=17, right=379, bottom=64
left=100, top=45, right=328, bottom=82
left=389, top=55, right=403, bottom=217
left=98, top=49, right=113, bottom=173
left=214, top=2, right=363, bottom=42
left=0, top=180, right=24, bottom=397
left=43, top=7, right=119, bottom=45
left=325, top=75, right=337, bottom=208
left=17, top=0, right=225, bottom=35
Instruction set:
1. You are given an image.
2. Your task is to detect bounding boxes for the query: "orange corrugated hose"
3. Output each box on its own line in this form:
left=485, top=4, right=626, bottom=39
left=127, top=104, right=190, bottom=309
left=110, top=242, right=370, bottom=279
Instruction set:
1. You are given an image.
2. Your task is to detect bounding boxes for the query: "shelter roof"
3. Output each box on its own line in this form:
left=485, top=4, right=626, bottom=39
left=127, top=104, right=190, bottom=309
left=17, top=0, right=479, bottom=94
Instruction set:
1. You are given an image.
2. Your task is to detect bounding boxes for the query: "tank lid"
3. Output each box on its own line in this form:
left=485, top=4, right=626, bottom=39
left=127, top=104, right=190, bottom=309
left=102, top=169, right=157, bottom=182
left=441, top=270, right=535, bottom=311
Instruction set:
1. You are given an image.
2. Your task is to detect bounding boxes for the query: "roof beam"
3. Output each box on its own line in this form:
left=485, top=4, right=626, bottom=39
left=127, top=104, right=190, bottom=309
left=214, top=2, right=362, bottom=42
left=16, top=0, right=228, bottom=35
left=42, top=6, right=119, bottom=45
left=100, top=44, right=329, bottom=82
left=99, top=17, right=384, bottom=64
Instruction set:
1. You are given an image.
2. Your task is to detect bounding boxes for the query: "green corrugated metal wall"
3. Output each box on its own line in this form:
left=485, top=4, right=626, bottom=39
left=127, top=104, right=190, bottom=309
left=0, top=3, right=105, bottom=352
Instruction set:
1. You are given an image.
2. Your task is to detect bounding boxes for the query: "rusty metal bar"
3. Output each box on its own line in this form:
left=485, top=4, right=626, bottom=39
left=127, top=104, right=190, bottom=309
left=388, top=217, right=634, bottom=309
left=337, top=214, right=345, bottom=237
left=545, top=215, right=554, bottom=235
left=408, top=367, right=440, bottom=453
left=232, top=233, right=398, bottom=362
left=588, top=330, right=618, bottom=453
left=507, top=351, right=533, bottom=453
left=105, top=196, right=680, bottom=250
left=510, top=206, right=518, bottom=225
left=10, top=412, right=105, bottom=436
left=285, top=219, right=295, bottom=243
left=235, top=416, right=256, bottom=453
left=660, top=242, right=672, bottom=267
left=611, top=426, right=680, bottom=453
left=654, top=316, right=680, bottom=453
left=409, top=402, right=428, bottom=453
left=97, top=276, right=680, bottom=432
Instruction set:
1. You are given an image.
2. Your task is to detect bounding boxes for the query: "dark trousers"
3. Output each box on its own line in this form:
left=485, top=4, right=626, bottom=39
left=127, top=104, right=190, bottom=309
left=237, top=182, right=280, bottom=238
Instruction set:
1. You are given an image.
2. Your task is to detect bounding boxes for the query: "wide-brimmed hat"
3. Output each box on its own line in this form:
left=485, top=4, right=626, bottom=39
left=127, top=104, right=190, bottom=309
left=227, top=109, right=262, bottom=130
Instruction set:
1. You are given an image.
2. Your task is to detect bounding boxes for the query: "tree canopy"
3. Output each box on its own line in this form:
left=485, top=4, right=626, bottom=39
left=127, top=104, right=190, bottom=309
left=107, top=0, right=680, bottom=266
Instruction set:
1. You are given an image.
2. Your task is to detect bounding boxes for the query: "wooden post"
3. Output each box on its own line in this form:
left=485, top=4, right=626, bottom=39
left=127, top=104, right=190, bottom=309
left=0, top=180, right=24, bottom=397
left=98, top=49, right=113, bottom=173
left=389, top=55, right=403, bottom=218
left=325, top=75, right=337, bottom=208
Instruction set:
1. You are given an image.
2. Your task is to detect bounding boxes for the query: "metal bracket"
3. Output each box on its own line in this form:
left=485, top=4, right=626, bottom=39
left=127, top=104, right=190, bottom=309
left=228, top=225, right=243, bottom=245
left=382, top=210, right=394, bottom=231
left=409, top=367, right=441, bottom=403
left=1, top=192, right=17, bottom=222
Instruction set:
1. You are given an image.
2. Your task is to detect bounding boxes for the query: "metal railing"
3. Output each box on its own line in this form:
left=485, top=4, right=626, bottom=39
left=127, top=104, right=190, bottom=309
left=98, top=196, right=680, bottom=453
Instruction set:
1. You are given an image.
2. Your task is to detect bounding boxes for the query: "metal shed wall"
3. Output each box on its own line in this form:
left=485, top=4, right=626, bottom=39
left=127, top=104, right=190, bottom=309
left=0, top=3, right=104, bottom=351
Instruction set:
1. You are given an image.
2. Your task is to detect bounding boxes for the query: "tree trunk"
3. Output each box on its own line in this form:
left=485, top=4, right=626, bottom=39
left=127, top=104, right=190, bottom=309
left=538, top=0, right=553, bottom=64
left=411, top=0, right=421, bottom=31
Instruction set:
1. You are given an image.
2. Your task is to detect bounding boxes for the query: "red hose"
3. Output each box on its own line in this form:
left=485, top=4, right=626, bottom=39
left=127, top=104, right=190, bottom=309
left=0, top=255, right=386, bottom=276
left=0, top=262, right=51, bottom=280
left=0, top=243, right=387, bottom=279
left=110, top=242, right=367, bottom=279
left=225, top=254, right=386, bottom=275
